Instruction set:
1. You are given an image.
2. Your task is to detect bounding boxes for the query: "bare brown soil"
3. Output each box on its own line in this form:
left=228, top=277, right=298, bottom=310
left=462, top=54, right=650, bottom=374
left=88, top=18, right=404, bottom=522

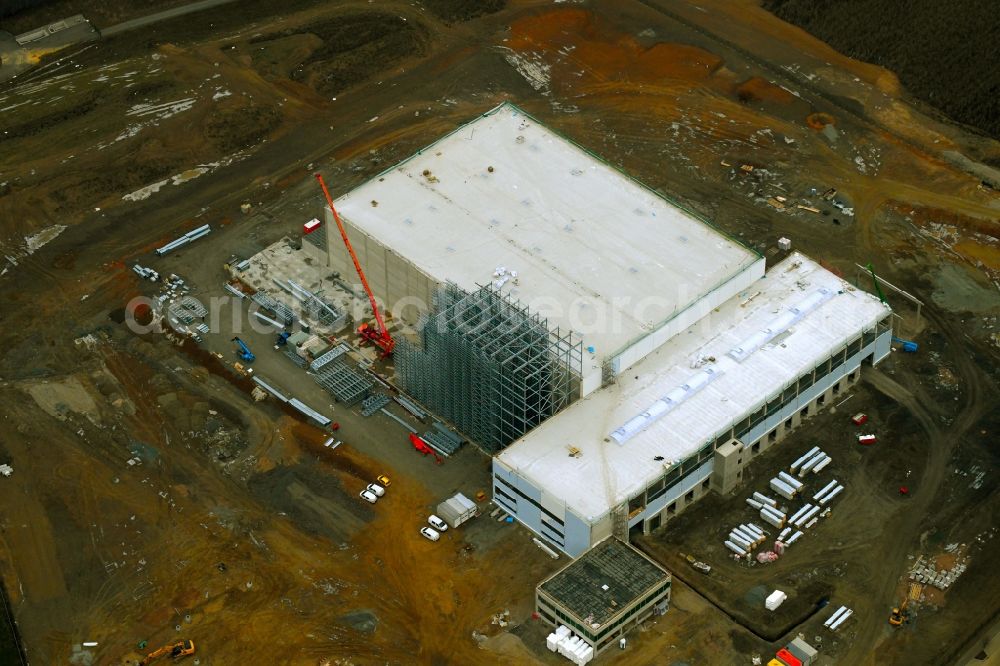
left=0, top=0, right=997, bottom=664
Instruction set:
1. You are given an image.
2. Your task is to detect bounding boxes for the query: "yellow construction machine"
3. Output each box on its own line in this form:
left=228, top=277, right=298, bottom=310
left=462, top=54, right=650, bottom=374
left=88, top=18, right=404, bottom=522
left=889, top=599, right=909, bottom=626
left=139, top=639, right=195, bottom=664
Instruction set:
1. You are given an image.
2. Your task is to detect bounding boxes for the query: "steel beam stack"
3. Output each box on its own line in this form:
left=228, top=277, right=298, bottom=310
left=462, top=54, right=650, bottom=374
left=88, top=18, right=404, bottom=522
left=251, top=291, right=295, bottom=326
left=395, top=283, right=582, bottom=454
left=314, top=360, right=373, bottom=405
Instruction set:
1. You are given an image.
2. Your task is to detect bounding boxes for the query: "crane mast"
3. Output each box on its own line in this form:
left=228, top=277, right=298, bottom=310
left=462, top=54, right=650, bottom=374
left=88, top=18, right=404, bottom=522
left=315, top=173, right=395, bottom=356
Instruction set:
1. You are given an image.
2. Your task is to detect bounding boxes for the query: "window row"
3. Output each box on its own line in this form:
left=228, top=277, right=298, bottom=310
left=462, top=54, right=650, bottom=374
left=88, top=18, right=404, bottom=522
left=626, top=327, right=884, bottom=524
left=495, top=476, right=565, bottom=527
left=538, top=598, right=594, bottom=642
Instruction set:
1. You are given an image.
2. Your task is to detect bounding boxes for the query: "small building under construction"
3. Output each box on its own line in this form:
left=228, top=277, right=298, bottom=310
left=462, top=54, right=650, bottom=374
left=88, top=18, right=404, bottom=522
left=537, top=537, right=671, bottom=656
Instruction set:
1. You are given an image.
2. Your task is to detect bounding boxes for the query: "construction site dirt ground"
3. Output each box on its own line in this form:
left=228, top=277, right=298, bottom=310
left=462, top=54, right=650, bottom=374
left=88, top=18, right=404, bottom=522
left=0, top=0, right=998, bottom=664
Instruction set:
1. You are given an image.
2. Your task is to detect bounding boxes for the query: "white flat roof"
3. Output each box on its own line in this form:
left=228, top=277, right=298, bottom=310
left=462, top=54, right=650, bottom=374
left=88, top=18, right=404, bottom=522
left=496, top=253, right=891, bottom=522
left=335, top=102, right=758, bottom=379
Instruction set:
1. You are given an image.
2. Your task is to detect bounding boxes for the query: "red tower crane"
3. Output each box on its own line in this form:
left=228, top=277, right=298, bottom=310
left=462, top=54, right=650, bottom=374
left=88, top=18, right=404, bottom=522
left=315, top=173, right=395, bottom=356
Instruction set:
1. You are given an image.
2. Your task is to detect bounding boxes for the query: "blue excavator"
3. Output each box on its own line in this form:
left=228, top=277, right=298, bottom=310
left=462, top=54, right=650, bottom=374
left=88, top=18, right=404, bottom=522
left=231, top=337, right=255, bottom=362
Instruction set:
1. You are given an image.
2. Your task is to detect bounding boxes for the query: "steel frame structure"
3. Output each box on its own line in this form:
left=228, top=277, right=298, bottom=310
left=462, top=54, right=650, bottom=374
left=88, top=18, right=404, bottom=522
left=314, top=360, right=373, bottom=405
left=397, top=283, right=582, bottom=453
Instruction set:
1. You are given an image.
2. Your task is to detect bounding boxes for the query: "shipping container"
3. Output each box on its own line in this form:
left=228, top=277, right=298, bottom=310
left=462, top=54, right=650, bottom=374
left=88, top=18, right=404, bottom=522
left=436, top=492, right=478, bottom=528
left=776, top=648, right=802, bottom=666
left=787, top=637, right=818, bottom=665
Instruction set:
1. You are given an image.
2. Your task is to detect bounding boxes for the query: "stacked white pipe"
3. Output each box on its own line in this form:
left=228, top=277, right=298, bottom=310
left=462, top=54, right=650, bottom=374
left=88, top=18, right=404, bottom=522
left=778, top=471, right=803, bottom=492
left=790, top=446, right=821, bottom=473
left=754, top=492, right=778, bottom=507
left=760, top=504, right=786, bottom=528
left=824, top=606, right=852, bottom=631
left=814, top=478, right=844, bottom=504
left=797, top=449, right=830, bottom=477
left=813, top=480, right=839, bottom=502
left=770, top=477, right=798, bottom=500
left=787, top=503, right=814, bottom=526
left=725, top=540, right=747, bottom=556
left=830, top=609, right=853, bottom=631
left=812, top=456, right=833, bottom=474
left=727, top=523, right=766, bottom=555
left=155, top=224, right=211, bottom=255
left=796, top=505, right=823, bottom=528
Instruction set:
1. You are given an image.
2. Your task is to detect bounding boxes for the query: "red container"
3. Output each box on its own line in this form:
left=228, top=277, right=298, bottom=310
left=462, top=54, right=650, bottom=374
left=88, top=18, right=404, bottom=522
left=303, top=218, right=321, bottom=234
left=776, top=648, right=802, bottom=666
left=851, top=412, right=868, bottom=425
left=858, top=434, right=877, bottom=445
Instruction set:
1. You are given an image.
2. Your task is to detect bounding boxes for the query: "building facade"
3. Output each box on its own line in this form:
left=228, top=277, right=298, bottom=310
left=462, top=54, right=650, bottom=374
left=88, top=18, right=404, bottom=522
left=494, top=254, right=894, bottom=557
left=536, top=538, right=671, bottom=654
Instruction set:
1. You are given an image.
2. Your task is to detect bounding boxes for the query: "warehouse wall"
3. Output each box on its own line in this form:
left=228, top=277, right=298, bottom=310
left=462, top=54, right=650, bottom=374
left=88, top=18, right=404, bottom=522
left=324, top=207, right=438, bottom=325
left=492, top=459, right=594, bottom=556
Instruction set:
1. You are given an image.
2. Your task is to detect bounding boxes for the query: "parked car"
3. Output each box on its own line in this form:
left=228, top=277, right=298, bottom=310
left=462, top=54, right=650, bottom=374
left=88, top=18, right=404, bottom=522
left=377, top=474, right=391, bottom=487
left=427, top=515, right=448, bottom=531
left=367, top=483, right=385, bottom=497
left=359, top=489, right=378, bottom=504
left=420, top=527, right=440, bottom=541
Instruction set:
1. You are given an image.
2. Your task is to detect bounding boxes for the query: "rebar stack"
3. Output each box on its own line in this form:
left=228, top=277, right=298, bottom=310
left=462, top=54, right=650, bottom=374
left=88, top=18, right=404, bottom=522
left=396, top=283, right=582, bottom=453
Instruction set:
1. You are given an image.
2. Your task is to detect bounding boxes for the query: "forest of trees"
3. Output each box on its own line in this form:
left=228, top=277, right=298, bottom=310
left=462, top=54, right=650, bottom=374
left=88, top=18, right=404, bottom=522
left=0, top=0, right=48, bottom=21
left=765, top=0, right=1000, bottom=140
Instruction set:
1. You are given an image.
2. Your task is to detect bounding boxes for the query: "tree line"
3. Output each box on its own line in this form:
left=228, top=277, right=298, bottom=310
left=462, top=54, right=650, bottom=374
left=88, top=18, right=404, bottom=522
left=765, top=0, right=1000, bottom=139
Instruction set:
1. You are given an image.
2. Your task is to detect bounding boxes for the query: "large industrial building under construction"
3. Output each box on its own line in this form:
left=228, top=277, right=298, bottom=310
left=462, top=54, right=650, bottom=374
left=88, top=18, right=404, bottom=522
left=307, top=102, right=893, bottom=556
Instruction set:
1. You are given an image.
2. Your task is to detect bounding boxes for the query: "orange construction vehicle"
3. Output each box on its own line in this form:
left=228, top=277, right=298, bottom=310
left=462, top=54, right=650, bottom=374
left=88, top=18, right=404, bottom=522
left=139, top=639, right=195, bottom=664
left=889, top=599, right=909, bottom=626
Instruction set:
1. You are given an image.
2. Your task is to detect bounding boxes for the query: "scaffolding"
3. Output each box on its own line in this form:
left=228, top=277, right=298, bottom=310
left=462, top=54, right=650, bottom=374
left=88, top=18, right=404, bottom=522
left=396, top=283, right=582, bottom=453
